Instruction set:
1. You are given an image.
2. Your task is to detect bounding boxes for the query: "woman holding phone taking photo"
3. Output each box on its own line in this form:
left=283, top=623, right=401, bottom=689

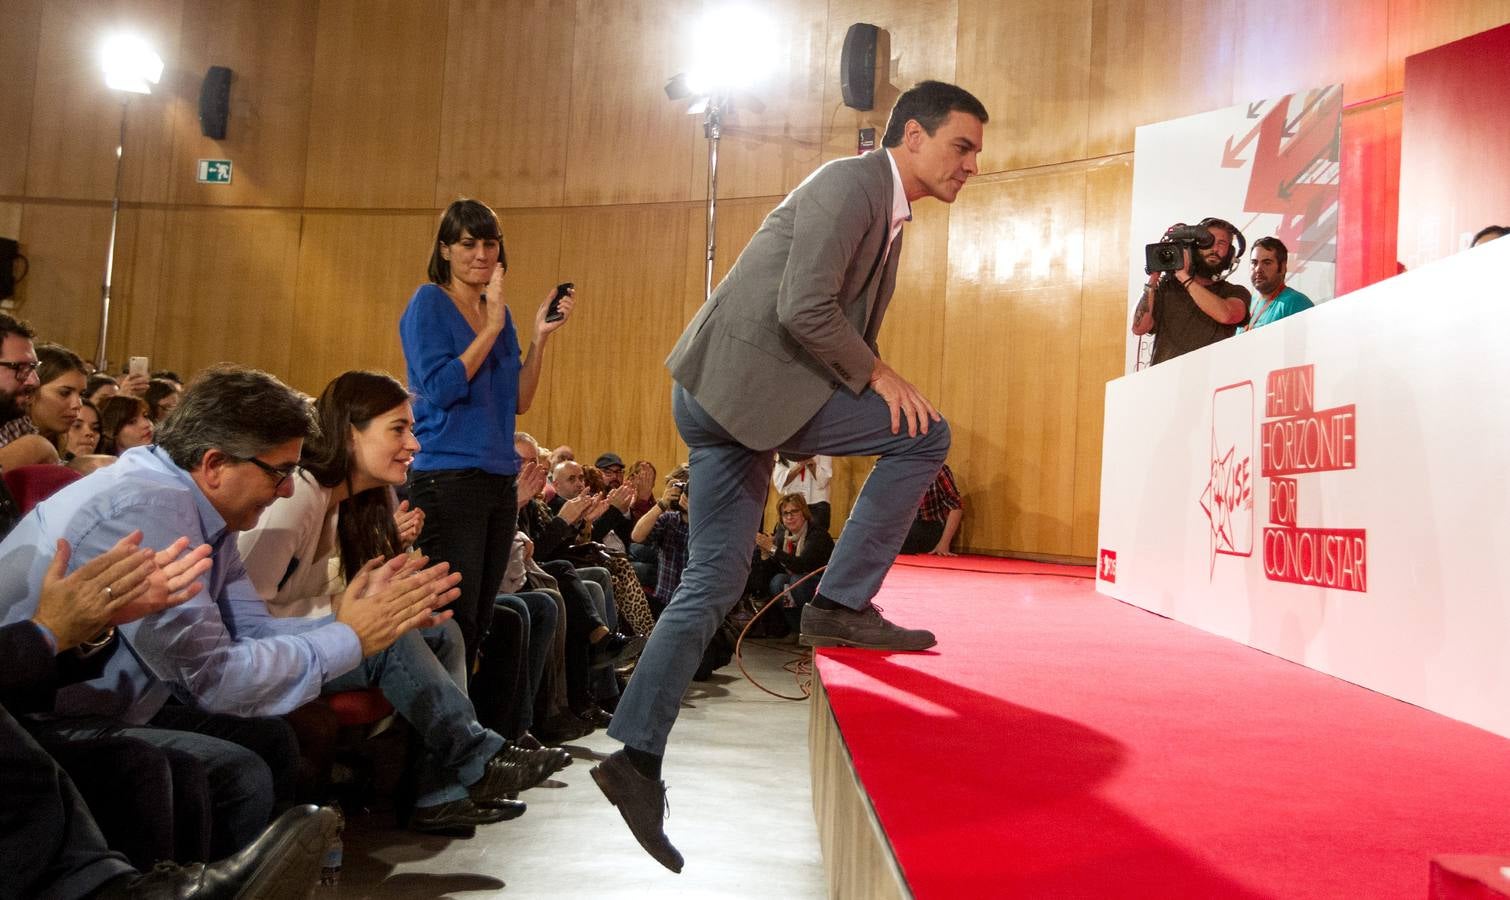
left=400, top=198, right=574, bottom=671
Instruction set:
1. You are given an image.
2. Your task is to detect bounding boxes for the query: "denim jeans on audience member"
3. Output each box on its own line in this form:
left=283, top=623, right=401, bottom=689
left=325, top=629, right=505, bottom=808
left=420, top=620, right=469, bottom=691
left=576, top=566, right=620, bottom=702
left=498, top=591, right=558, bottom=726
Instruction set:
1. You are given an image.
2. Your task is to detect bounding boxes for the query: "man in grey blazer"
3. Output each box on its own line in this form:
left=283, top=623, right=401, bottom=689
left=593, top=81, right=987, bottom=872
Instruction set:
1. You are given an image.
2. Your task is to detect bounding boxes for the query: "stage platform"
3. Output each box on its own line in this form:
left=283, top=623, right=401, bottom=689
left=809, top=556, right=1510, bottom=899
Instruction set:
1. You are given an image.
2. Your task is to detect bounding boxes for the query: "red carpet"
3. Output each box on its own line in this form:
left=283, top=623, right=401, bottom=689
left=816, top=558, right=1510, bottom=899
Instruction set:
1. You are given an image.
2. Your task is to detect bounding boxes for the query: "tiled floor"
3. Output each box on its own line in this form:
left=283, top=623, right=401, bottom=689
left=332, top=639, right=827, bottom=898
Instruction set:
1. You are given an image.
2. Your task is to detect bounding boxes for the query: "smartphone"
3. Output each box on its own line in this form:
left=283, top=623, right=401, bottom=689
left=546, top=282, right=573, bottom=323
left=128, top=356, right=149, bottom=379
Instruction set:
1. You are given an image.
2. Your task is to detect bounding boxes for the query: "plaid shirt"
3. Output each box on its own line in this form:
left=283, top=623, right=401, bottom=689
left=0, top=416, right=37, bottom=450
left=917, top=464, right=962, bottom=522
left=646, top=510, right=689, bottom=604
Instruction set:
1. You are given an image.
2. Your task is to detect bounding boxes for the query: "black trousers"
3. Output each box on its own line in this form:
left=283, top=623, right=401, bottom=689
left=0, top=704, right=134, bottom=900
left=409, top=468, right=519, bottom=668
left=900, top=517, right=945, bottom=554
left=472, top=601, right=526, bottom=738
left=539, top=559, right=606, bottom=712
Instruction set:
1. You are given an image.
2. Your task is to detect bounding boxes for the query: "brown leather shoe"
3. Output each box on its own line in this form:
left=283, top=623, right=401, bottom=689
left=411, top=797, right=523, bottom=835
left=590, top=750, right=684, bottom=873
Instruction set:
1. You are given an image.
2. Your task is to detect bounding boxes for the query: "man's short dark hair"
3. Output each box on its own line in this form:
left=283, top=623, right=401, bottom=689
left=155, top=365, right=319, bottom=470
left=0, top=313, right=36, bottom=347
left=881, top=81, right=989, bottom=148
left=1253, top=236, right=1288, bottom=269
left=1471, top=225, right=1508, bottom=247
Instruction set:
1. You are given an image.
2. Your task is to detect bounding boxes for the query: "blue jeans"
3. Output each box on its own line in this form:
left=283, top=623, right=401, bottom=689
left=325, top=626, right=504, bottom=808
left=608, top=383, right=949, bottom=755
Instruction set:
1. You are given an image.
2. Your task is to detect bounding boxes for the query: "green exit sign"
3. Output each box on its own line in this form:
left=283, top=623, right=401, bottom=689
left=196, top=159, right=232, bottom=184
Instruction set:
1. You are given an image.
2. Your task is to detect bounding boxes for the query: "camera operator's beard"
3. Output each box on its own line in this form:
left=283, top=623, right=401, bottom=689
left=1192, top=250, right=1229, bottom=280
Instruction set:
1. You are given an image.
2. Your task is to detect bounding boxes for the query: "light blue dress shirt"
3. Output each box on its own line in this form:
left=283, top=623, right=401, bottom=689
left=0, top=445, right=362, bottom=724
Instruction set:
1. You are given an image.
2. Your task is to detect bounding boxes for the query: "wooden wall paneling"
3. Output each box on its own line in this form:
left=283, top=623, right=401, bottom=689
left=111, top=206, right=169, bottom=370
left=0, top=204, right=21, bottom=240
left=1085, top=0, right=1239, bottom=159
left=684, top=0, right=829, bottom=201
left=303, top=0, right=448, bottom=209
left=495, top=206, right=568, bottom=448
left=821, top=0, right=960, bottom=163
left=1230, top=0, right=1389, bottom=106
left=525, top=204, right=694, bottom=475
left=563, top=0, right=703, bottom=207
left=287, top=212, right=435, bottom=395
left=435, top=0, right=574, bottom=209
left=14, top=202, right=116, bottom=356
left=167, top=0, right=318, bottom=208
left=956, top=0, right=1093, bottom=174
left=1072, top=156, right=1132, bottom=559
left=1386, top=0, right=1510, bottom=92
left=26, top=0, right=183, bottom=202
left=942, top=170, right=1087, bottom=557
left=152, top=208, right=301, bottom=379
left=0, top=0, right=44, bottom=197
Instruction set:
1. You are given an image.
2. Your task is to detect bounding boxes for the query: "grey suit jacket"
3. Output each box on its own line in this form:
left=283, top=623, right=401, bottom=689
left=666, top=149, right=904, bottom=450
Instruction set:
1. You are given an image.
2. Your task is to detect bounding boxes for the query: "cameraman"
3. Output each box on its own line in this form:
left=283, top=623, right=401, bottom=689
left=1131, top=218, right=1251, bottom=365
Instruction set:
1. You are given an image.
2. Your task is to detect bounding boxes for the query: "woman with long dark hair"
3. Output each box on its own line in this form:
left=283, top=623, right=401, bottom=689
left=97, top=395, right=154, bottom=456
left=236, top=370, right=568, bottom=831
left=400, top=198, right=574, bottom=670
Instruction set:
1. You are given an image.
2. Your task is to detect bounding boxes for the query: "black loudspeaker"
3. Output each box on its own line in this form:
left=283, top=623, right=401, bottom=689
left=840, top=23, right=879, bottom=111
left=0, top=239, right=25, bottom=302
left=199, top=66, right=233, bottom=140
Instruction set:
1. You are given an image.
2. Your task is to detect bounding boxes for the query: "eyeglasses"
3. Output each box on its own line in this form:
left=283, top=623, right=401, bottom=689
left=0, top=360, right=39, bottom=379
left=237, top=455, right=300, bottom=489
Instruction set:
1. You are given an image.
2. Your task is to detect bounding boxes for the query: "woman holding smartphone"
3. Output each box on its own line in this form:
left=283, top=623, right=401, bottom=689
left=400, top=198, right=573, bottom=670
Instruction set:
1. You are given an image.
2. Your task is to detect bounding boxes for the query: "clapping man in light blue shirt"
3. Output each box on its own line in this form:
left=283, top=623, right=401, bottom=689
left=0, top=366, right=565, bottom=852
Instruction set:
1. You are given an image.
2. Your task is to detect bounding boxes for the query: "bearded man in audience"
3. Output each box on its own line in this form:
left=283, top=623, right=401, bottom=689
left=0, top=312, right=61, bottom=470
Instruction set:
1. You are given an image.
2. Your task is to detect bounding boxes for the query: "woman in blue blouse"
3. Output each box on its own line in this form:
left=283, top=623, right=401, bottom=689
left=400, top=198, right=574, bottom=668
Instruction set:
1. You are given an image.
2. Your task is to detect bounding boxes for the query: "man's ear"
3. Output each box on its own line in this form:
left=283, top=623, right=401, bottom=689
left=197, top=447, right=232, bottom=490
left=902, top=118, right=925, bottom=151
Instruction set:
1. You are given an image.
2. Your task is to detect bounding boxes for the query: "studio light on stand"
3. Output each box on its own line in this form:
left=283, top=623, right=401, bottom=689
left=95, top=34, right=162, bottom=371
left=666, top=3, right=775, bottom=300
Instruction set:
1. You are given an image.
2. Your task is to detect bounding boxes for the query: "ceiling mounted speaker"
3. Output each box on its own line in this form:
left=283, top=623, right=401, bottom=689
left=840, top=23, right=878, bottom=111
left=199, top=66, right=232, bottom=140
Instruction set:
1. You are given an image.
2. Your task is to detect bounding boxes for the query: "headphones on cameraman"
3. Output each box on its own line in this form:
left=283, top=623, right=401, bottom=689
left=1196, top=216, right=1246, bottom=280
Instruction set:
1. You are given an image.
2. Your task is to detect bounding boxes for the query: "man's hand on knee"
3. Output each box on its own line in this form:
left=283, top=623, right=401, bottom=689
left=867, top=359, right=941, bottom=437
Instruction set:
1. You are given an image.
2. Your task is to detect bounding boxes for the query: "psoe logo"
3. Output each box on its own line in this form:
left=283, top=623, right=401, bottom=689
left=1098, top=548, right=1117, bottom=583
left=1201, top=381, right=1255, bottom=577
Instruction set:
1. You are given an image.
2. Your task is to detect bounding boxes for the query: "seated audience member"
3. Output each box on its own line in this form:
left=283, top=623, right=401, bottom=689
left=0, top=366, right=557, bottom=848
left=772, top=453, right=833, bottom=535
left=595, top=452, right=626, bottom=489
left=1471, top=225, right=1507, bottom=247
left=57, top=399, right=102, bottom=459
left=1241, top=237, right=1313, bottom=332
left=28, top=343, right=89, bottom=449
left=579, top=464, right=655, bottom=636
left=626, top=459, right=658, bottom=520
left=115, top=365, right=149, bottom=398
left=85, top=372, right=120, bottom=407
left=550, top=445, right=574, bottom=468
left=144, top=377, right=183, bottom=424
left=515, top=432, right=643, bottom=728
left=901, top=462, right=964, bottom=556
left=0, top=314, right=61, bottom=470
left=232, top=370, right=567, bottom=830
left=631, top=466, right=690, bottom=612
left=755, top=493, right=836, bottom=632
left=2, top=533, right=334, bottom=899
left=97, top=395, right=155, bottom=456
left=1130, top=218, right=1251, bottom=364
left=152, top=369, right=185, bottom=389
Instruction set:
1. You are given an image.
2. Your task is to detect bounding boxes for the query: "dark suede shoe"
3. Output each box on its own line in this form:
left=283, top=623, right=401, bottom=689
left=590, top=632, right=647, bottom=669
left=574, top=704, right=613, bottom=729
left=590, top=750, right=684, bottom=874
left=517, top=731, right=573, bottom=768
left=98, top=804, right=335, bottom=899
left=799, top=603, right=937, bottom=651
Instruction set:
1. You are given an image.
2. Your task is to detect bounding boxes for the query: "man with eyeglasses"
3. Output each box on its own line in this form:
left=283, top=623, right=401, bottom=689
left=0, top=365, right=569, bottom=854
left=0, top=312, right=63, bottom=474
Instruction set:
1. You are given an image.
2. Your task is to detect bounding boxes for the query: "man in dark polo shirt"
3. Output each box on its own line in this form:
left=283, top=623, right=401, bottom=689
left=1130, top=218, right=1251, bottom=365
